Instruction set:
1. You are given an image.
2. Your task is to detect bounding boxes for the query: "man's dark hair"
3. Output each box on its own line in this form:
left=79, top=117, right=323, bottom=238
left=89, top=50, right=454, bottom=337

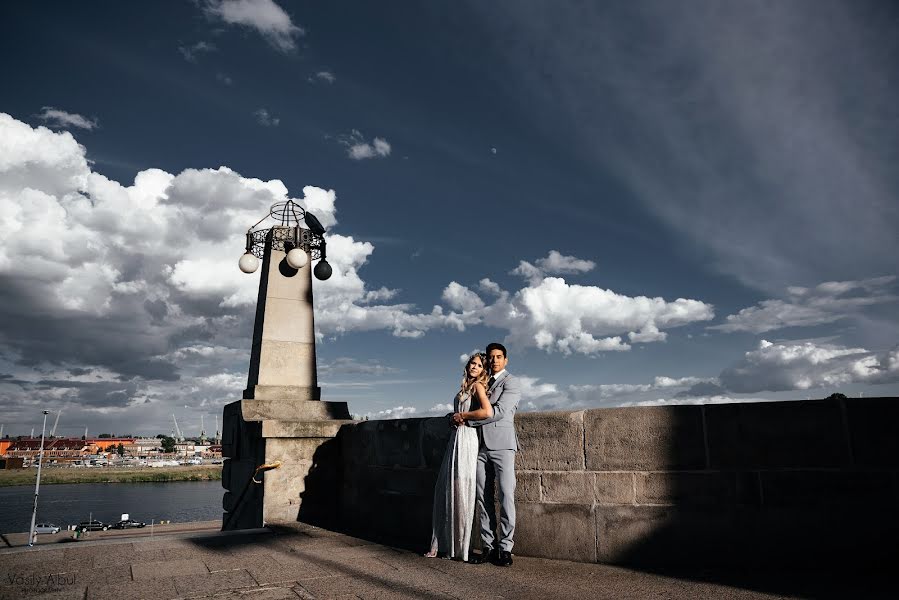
left=486, top=342, right=507, bottom=357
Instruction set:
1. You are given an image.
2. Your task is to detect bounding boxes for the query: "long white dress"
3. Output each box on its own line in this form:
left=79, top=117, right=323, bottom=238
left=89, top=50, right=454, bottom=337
left=428, top=389, right=479, bottom=560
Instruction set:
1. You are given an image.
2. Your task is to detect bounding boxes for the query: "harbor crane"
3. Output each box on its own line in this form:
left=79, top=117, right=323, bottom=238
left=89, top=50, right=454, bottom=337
left=50, top=410, right=61, bottom=437
left=172, top=414, right=184, bottom=442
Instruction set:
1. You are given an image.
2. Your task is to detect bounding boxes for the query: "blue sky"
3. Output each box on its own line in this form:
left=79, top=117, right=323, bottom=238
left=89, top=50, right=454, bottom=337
left=1, top=0, right=897, bottom=437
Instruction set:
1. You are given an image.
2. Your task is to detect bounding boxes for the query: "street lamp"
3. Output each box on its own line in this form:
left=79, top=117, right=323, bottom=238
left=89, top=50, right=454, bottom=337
left=28, top=409, right=49, bottom=547
left=238, top=200, right=332, bottom=280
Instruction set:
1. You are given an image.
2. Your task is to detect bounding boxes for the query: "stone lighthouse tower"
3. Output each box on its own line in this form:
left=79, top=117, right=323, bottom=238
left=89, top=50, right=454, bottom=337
left=221, top=200, right=352, bottom=530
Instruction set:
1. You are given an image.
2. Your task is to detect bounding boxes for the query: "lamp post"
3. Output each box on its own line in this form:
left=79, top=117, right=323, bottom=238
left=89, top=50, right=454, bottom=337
left=28, top=409, right=49, bottom=547
left=222, top=199, right=351, bottom=529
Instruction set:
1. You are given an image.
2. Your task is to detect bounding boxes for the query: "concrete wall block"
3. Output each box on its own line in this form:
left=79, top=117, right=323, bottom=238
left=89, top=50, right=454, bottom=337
left=256, top=340, right=317, bottom=387
left=373, top=418, right=427, bottom=468
left=242, top=399, right=350, bottom=421
left=516, top=471, right=541, bottom=502
left=541, top=471, right=594, bottom=504
left=635, top=471, right=760, bottom=506
left=595, top=472, right=635, bottom=505
left=368, top=465, right=439, bottom=499
left=760, top=470, right=894, bottom=506
left=420, top=417, right=454, bottom=470
left=260, top=296, right=314, bottom=343
left=267, top=437, right=333, bottom=462
left=705, top=399, right=849, bottom=469
left=584, top=406, right=705, bottom=470
left=595, top=505, right=744, bottom=567
left=517, top=411, right=585, bottom=471
left=515, top=503, right=597, bottom=563
left=262, top=420, right=354, bottom=439
left=845, top=397, right=899, bottom=468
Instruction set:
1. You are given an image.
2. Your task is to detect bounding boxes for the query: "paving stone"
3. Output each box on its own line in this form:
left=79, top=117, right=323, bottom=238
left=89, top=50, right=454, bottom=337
left=131, top=547, right=169, bottom=563
left=87, top=577, right=178, bottom=600
left=248, top=560, right=330, bottom=585
left=194, top=586, right=302, bottom=600
left=132, top=558, right=209, bottom=580
left=173, top=568, right=257, bottom=597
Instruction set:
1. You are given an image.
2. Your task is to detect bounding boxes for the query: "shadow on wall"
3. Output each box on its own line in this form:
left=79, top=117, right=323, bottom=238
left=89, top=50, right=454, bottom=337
left=603, top=398, right=899, bottom=572
left=315, top=398, right=898, bottom=595
left=221, top=401, right=265, bottom=531
left=296, top=436, right=343, bottom=530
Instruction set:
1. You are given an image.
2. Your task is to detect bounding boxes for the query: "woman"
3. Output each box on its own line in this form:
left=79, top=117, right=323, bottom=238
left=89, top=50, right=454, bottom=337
left=425, top=352, right=494, bottom=561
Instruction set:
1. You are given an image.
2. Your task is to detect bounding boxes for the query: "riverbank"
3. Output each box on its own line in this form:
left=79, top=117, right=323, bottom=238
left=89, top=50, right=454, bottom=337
left=0, top=465, right=221, bottom=487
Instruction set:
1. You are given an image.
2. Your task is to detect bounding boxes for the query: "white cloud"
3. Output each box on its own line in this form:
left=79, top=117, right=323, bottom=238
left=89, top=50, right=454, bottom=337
left=367, top=405, right=418, bottom=420
left=37, top=107, right=98, bottom=130
left=204, top=0, right=303, bottom=52
left=511, top=250, right=595, bottom=285
left=178, top=41, right=216, bottom=63
left=339, top=130, right=391, bottom=160
left=505, top=276, right=714, bottom=354
left=442, top=281, right=486, bottom=312
left=253, top=108, right=280, bottom=127
left=311, top=71, right=336, bottom=84
left=719, top=339, right=899, bottom=393
left=711, top=276, right=898, bottom=333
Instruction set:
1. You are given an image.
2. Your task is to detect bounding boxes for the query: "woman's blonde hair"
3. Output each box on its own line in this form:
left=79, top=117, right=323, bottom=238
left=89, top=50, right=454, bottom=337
left=460, top=352, right=489, bottom=395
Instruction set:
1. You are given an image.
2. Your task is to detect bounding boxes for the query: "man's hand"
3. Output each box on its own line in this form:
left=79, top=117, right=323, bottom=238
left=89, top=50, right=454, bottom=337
left=452, top=412, right=465, bottom=427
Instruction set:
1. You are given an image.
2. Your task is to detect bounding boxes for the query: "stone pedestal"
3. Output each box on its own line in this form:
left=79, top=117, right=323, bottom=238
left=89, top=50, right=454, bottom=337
left=222, top=226, right=354, bottom=530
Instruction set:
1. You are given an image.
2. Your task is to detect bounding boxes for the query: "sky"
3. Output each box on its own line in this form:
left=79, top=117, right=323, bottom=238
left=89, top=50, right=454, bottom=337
left=1, top=0, right=897, bottom=438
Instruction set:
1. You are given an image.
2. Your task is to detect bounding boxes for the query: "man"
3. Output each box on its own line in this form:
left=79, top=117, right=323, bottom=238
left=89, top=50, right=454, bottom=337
left=454, top=342, right=520, bottom=566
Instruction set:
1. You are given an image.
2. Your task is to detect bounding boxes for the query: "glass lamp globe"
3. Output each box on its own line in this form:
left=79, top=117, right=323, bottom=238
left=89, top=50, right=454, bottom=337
left=238, top=252, right=259, bottom=273
left=313, top=260, right=332, bottom=280
left=286, top=248, right=308, bottom=269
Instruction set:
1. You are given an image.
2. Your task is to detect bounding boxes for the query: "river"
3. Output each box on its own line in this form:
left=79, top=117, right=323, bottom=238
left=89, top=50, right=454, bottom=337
left=0, top=481, right=223, bottom=534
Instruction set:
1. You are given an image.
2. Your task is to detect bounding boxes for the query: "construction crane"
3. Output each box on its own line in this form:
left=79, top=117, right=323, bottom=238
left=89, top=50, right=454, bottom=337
left=50, top=411, right=61, bottom=438
left=172, top=414, right=184, bottom=442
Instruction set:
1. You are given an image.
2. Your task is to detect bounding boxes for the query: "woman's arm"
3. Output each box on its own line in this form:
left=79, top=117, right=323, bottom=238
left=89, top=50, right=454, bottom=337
left=459, top=382, right=494, bottom=421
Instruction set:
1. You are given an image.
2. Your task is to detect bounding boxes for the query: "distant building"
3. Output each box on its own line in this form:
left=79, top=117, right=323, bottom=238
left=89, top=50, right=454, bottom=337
left=0, top=457, right=24, bottom=469
left=4, top=438, right=96, bottom=464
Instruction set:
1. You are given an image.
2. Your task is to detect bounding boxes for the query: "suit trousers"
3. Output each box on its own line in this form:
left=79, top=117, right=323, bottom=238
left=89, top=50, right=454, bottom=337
left=476, top=447, right=516, bottom=552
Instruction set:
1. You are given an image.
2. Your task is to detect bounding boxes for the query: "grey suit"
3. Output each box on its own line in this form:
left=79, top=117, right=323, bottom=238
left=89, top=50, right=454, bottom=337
left=467, top=370, right=520, bottom=552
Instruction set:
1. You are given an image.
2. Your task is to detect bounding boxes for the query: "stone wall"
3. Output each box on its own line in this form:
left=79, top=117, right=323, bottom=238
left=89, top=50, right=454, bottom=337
left=334, top=397, right=898, bottom=568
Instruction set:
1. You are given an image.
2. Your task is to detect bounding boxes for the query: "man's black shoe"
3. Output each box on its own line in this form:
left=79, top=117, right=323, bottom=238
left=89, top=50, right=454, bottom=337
left=497, top=550, right=513, bottom=566
left=468, top=550, right=497, bottom=565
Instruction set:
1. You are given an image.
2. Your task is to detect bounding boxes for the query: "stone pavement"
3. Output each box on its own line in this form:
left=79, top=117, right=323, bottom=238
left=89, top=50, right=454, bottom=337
left=0, top=522, right=891, bottom=600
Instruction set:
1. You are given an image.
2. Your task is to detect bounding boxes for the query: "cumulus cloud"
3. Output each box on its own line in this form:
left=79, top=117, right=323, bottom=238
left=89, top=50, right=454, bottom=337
left=719, top=339, right=899, bottom=393
left=204, top=0, right=303, bottom=52
left=711, top=276, right=898, bottom=333
left=366, top=405, right=418, bottom=420
left=253, top=108, right=280, bottom=127
left=442, top=281, right=486, bottom=312
left=339, top=130, right=391, bottom=160
left=37, top=107, right=98, bottom=130
left=511, top=250, right=595, bottom=285
left=0, top=112, right=457, bottom=433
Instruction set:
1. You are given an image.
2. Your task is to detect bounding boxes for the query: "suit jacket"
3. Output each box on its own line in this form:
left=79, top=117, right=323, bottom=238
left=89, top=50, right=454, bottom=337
left=467, top=371, right=520, bottom=451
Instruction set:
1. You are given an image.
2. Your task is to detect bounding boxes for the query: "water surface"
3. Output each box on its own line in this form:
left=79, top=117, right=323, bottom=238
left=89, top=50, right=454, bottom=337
left=0, top=481, right=223, bottom=534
